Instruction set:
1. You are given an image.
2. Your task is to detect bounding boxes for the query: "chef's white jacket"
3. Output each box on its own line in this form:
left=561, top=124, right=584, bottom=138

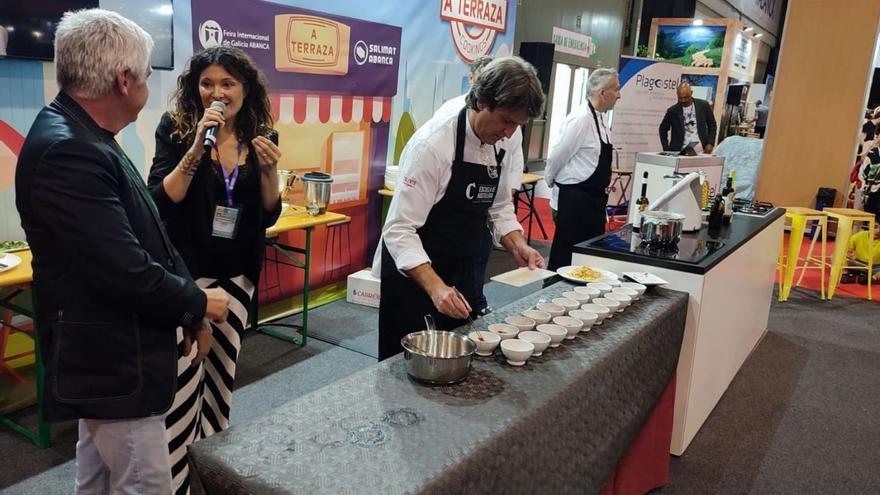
left=372, top=108, right=523, bottom=277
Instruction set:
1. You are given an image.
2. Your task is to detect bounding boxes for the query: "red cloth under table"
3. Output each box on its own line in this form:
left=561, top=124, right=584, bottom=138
left=600, top=375, right=676, bottom=495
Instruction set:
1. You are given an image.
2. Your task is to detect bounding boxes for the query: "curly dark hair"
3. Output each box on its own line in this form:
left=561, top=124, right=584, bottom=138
left=168, top=46, right=274, bottom=146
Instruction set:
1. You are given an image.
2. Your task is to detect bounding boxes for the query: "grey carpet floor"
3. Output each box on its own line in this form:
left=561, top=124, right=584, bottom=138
left=3, top=242, right=879, bottom=493
left=661, top=287, right=880, bottom=494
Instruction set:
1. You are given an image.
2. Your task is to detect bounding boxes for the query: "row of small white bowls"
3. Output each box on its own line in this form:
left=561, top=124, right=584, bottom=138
left=468, top=282, right=646, bottom=366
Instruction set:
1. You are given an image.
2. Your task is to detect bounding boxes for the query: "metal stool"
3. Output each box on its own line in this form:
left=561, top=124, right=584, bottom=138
left=825, top=208, right=876, bottom=300
left=322, top=219, right=352, bottom=282
left=777, top=207, right=828, bottom=301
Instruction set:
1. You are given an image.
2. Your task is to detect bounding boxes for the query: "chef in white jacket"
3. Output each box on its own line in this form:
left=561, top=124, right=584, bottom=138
left=373, top=57, right=544, bottom=360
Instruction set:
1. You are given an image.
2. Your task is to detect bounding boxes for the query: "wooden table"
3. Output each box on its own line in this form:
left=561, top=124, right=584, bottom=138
left=0, top=249, right=50, bottom=448
left=258, top=205, right=350, bottom=346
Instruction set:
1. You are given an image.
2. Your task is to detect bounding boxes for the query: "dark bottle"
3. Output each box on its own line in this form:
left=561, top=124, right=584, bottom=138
left=633, top=171, right=650, bottom=231
left=708, top=193, right=725, bottom=231
left=721, top=171, right=735, bottom=225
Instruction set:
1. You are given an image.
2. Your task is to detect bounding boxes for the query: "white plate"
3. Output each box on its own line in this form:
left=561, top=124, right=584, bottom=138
left=622, top=271, right=668, bottom=286
left=490, top=266, right=557, bottom=287
left=0, top=253, right=22, bottom=273
left=556, top=265, right=619, bottom=284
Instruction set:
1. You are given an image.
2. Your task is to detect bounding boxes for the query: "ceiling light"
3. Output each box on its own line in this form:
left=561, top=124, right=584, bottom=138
left=754, top=33, right=763, bottom=38
left=744, top=26, right=754, bottom=32
left=692, top=19, right=704, bottom=26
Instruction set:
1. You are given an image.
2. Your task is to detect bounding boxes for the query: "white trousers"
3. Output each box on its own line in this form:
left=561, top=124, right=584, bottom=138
left=75, top=416, right=172, bottom=495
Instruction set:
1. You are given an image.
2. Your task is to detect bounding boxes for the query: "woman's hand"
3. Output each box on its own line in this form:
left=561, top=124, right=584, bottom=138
left=253, top=135, right=281, bottom=173
left=188, top=105, right=226, bottom=158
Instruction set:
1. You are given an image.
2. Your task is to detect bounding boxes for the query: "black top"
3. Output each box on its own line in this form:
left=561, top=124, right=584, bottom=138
left=15, top=92, right=205, bottom=421
left=148, top=113, right=282, bottom=285
left=573, top=209, right=785, bottom=274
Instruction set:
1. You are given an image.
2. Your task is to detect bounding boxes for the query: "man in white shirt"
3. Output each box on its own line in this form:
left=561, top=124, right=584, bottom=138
left=374, top=57, right=545, bottom=360
left=422, top=56, right=525, bottom=316
left=544, top=68, right=621, bottom=270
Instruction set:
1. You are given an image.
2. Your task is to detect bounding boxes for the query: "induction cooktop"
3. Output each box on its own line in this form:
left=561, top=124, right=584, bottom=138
left=590, top=225, right=725, bottom=264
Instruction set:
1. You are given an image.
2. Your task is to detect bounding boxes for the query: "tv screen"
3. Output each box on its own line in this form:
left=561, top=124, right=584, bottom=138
left=0, top=0, right=173, bottom=70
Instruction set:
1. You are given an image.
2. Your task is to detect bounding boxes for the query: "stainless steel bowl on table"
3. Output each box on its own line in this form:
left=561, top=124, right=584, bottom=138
left=401, top=330, right=476, bottom=385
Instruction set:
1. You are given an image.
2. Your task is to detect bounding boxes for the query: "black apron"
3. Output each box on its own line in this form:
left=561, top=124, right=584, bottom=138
left=549, top=101, right=613, bottom=270
left=378, top=108, right=503, bottom=361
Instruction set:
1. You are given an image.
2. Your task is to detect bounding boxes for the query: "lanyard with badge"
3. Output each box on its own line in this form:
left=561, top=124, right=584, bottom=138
left=212, top=141, right=244, bottom=240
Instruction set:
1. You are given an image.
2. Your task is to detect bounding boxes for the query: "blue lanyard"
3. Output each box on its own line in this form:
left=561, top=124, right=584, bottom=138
left=216, top=141, right=243, bottom=207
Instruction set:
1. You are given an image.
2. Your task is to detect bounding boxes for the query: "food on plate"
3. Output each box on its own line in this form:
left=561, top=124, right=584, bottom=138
left=568, top=266, right=603, bottom=281
left=0, top=240, right=28, bottom=252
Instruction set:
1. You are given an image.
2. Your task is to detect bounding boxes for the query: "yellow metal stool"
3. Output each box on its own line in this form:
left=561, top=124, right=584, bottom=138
left=825, top=208, right=876, bottom=300
left=778, top=207, right=828, bottom=301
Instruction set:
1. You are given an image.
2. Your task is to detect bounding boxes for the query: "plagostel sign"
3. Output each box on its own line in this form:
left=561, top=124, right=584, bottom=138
left=440, top=0, right=508, bottom=63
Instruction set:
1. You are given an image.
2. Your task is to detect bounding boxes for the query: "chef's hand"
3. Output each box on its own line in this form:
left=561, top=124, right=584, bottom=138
left=428, top=285, right=472, bottom=320
left=501, top=231, right=545, bottom=270
left=406, top=263, right=472, bottom=320
left=703, top=144, right=714, bottom=154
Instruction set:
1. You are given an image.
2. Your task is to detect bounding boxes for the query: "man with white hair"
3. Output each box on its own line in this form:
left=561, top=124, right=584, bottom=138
left=15, top=9, right=229, bottom=493
left=545, top=68, right=621, bottom=270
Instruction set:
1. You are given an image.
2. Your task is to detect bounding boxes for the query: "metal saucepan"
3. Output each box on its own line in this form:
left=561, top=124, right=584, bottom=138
left=639, top=210, right=685, bottom=247
left=401, top=319, right=476, bottom=385
left=276, top=171, right=333, bottom=216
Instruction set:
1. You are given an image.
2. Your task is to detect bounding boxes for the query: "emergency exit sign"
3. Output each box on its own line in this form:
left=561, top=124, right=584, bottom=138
left=552, top=26, right=596, bottom=58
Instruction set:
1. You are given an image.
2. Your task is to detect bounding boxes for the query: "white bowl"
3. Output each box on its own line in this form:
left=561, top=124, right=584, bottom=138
left=612, top=287, right=639, bottom=301
left=581, top=303, right=610, bottom=325
left=574, top=286, right=601, bottom=300
left=568, top=309, right=598, bottom=331
left=536, top=303, right=566, bottom=318
left=501, top=339, right=534, bottom=366
left=536, top=323, right=567, bottom=347
left=521, top=309, right=552, bottom=325
left=598, top=278, right=621, bottom=287
left=488, top=323, right=519, bottom=340
left=620, top=282, right=646, bottom=298
left=551, top=297, right=580, bottom=314
left=518, top=331, right=551, bottom=356
left=587, top=282, right=612, bottom=295
left=606, top=292, right=632, bottom=310
left=505, top=315, right=536, bottom=332
left=468, top=331, right=501, bottom=356
left=553, top=316, right=583, bottom=339
left=593, top=297, right=621, bottom=315
left=562, top=290, right=591, bottom=303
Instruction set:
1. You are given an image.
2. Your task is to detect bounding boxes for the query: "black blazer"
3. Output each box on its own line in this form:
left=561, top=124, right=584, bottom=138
left=658, top=98, right=718, bottom=152
left=15, top=92, right=206, bottom=422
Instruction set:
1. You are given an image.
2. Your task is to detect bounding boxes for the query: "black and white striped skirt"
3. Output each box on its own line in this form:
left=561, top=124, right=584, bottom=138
left=164, top=275, right=254, bottom=495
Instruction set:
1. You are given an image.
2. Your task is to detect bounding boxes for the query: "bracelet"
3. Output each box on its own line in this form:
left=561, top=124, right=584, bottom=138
left=178, top=152, right=200, bottom=176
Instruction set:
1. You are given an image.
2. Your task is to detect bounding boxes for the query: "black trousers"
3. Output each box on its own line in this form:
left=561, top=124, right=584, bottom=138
left=378, top=245, right=473, bottom=361
left=548, top=186, right=607, bottom=271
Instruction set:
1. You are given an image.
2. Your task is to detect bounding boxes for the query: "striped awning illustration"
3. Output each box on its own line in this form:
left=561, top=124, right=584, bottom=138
left=271, top=94, right=393, bottom=124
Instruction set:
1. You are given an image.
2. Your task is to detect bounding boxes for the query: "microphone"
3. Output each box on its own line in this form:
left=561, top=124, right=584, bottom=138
left=203, top=101, right=226, bottom=150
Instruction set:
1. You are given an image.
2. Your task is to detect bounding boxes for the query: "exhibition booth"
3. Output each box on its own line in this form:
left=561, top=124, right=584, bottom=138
left=1, top=0, right=879, bottom=493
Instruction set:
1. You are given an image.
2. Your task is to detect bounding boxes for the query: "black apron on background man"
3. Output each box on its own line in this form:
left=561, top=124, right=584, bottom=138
left=379, top=108, right=503, bottom=360
left=548, top=101, right=613, bottom=270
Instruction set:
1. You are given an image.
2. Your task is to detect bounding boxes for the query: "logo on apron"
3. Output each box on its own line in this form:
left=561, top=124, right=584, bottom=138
left=487, top=165, right=499, bottom=179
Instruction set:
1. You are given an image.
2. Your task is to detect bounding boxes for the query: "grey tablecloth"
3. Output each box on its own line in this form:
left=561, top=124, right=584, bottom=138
left=189, top=281, right=687, bottom=495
